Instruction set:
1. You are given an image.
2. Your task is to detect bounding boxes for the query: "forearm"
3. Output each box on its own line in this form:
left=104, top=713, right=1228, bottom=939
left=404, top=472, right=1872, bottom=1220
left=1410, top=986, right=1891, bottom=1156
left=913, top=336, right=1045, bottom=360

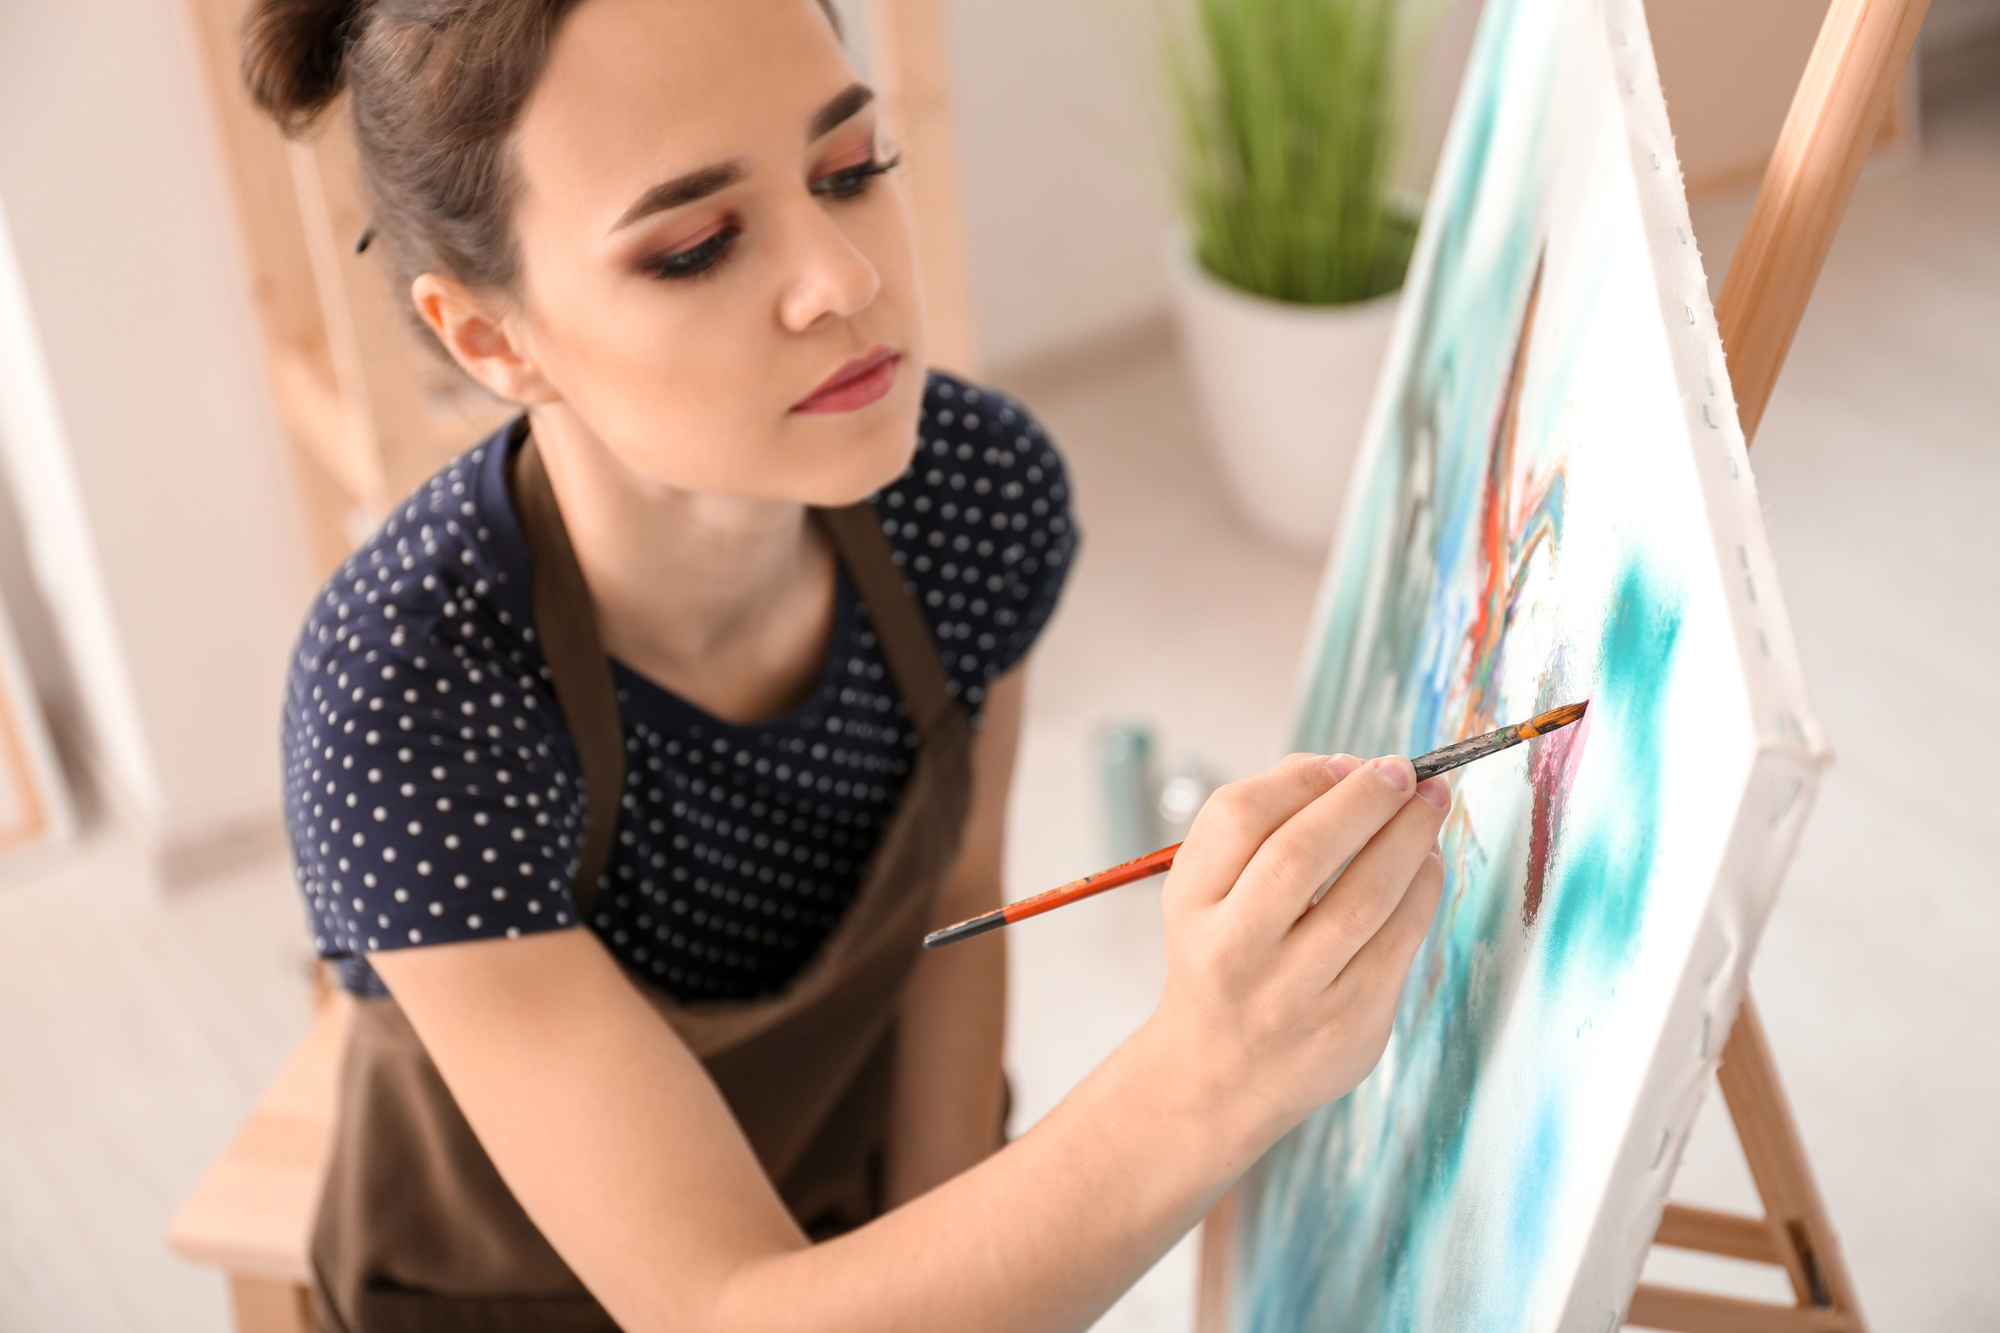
left=384, top=751, right=1446, bottom=1333
left=713, top=1015, right=1265, bottom=1333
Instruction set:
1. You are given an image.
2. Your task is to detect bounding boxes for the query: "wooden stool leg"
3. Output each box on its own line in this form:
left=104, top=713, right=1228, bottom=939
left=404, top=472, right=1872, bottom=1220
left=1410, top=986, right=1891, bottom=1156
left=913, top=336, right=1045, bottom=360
left=226, top=1275, right=313, bottom=1333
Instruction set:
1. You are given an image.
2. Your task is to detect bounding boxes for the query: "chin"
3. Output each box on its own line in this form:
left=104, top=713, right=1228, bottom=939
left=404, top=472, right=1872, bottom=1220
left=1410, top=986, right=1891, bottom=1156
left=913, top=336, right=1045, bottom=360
left=790, top=390, right=925, bottom=507
left=801, top=431, right=922, bottom=508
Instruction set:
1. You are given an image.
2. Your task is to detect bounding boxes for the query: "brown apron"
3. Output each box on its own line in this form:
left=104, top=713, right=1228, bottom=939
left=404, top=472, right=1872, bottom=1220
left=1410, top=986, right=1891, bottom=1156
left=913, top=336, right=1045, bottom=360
left=309, top=428, right=975, bottom=1332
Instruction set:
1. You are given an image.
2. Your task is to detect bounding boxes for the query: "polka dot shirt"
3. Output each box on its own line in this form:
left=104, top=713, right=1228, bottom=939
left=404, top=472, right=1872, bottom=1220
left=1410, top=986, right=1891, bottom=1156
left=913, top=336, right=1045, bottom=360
left=282, top=372, right=1077, bottom=999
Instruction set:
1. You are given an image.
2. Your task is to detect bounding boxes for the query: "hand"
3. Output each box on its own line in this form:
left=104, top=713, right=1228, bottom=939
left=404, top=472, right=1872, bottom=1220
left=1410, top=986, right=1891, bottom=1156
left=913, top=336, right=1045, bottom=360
left=1149, top=752, right=1448, bottom=1143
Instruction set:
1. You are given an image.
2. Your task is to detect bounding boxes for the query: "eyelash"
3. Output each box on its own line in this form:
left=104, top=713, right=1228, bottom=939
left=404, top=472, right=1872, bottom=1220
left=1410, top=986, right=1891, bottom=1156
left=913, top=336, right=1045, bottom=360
left=640, top=154, right=902, bottom=282
left=811, top=152, right=901, bottom=201
left=642, top=226, right=739, bottom=281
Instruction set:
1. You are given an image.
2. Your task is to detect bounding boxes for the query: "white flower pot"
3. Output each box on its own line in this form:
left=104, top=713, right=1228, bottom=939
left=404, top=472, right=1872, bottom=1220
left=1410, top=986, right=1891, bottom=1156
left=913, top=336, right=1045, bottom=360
left=1166, top=237, right=1400, bottom=552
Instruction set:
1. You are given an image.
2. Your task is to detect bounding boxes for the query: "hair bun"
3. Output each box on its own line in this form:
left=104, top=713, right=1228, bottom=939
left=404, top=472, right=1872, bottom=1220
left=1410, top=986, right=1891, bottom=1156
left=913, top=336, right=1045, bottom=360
left=242, top=0, right=368, bottom=134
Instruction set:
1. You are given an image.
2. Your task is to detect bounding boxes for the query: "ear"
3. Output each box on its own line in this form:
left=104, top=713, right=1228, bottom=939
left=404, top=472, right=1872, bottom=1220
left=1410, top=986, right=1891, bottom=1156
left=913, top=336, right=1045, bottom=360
left=411, top=273, right=560, bottom=405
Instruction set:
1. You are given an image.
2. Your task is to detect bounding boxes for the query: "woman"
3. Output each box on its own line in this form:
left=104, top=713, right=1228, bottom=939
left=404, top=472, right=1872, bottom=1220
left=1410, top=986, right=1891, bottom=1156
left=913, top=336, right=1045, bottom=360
left=256, top=0, right=1450, bottom=1329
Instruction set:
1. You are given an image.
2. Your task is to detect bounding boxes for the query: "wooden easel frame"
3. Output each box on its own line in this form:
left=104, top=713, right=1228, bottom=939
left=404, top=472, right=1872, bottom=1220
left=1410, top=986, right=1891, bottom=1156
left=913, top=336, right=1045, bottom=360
left=1196, top=0, right=1930, bottom=1328
left=1623, top=0, right=1929, bottom=1324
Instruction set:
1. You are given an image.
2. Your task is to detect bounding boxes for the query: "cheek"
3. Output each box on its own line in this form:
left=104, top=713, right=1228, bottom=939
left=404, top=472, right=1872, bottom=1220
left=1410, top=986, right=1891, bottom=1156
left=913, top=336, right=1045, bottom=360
left=855, top=191, right=925, bottom=351
left=540, top=276, right=783, bottom=473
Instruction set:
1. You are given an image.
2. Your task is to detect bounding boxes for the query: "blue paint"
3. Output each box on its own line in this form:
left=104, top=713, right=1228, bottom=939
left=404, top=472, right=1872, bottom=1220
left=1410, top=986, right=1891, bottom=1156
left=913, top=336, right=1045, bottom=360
left=1542, top=559, right=1683, bottom=975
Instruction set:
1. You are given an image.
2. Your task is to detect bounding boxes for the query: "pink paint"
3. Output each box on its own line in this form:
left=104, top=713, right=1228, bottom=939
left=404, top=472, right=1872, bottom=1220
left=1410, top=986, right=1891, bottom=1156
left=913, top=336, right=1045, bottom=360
left=1524, top=704, right=1590, bottom=923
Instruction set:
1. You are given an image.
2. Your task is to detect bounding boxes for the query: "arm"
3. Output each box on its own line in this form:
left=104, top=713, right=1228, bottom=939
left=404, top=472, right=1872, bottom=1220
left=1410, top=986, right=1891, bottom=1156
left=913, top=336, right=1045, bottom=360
left=882, top=663, right=1024, bottom=1204
left=371, top=751, right=1450, bottom=1333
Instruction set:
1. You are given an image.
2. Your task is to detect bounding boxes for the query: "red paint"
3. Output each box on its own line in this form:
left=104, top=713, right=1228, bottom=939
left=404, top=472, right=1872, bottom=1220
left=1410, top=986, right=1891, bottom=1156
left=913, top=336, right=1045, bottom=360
left=1524, top=705, right=1590, bottom=923
left=792, top=345, right=900, bottom=413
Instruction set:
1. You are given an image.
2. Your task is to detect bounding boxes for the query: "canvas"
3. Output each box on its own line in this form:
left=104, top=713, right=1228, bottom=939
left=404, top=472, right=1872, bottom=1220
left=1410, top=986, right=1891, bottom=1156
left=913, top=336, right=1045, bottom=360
left=1222, top=0, right=1828, bottom=1328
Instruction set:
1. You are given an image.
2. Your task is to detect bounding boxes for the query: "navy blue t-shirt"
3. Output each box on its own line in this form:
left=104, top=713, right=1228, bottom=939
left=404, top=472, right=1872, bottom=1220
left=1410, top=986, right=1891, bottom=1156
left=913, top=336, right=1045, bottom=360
left=282, top=373, right=1075, bottom=998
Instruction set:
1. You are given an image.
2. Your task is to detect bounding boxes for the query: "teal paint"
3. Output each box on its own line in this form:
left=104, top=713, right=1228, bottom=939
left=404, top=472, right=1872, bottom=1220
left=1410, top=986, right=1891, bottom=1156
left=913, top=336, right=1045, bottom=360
left=1542, top=558, right=1683, bottom=975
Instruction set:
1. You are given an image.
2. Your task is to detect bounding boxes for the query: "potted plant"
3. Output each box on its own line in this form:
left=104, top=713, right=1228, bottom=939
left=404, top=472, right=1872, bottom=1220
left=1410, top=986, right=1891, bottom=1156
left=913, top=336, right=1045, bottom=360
left=1166, top=0, right=1420, bottom=550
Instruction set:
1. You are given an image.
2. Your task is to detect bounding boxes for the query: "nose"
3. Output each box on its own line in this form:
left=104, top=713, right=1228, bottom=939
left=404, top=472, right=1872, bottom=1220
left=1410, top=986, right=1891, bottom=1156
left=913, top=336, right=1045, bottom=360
left=776, top=201, right=881, bottom=334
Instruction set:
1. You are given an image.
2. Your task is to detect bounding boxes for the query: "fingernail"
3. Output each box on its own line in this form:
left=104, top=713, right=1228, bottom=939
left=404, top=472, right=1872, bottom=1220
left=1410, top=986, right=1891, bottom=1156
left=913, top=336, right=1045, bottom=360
left=1417, top=776, right=1451, bottom=810
left=1371, top=755, right=1413, bottom=792
left=1321, top=753, right=1360, bottom=782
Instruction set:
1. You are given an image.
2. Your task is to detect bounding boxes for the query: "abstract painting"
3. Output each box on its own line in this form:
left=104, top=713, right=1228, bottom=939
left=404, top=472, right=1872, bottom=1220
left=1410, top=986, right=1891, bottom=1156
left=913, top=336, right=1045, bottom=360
left=1221, top=0, right=1827, bottom=1328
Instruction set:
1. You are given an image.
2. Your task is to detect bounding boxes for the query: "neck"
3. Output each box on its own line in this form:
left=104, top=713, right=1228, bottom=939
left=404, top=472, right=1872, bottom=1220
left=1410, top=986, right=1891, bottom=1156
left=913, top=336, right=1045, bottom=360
left=526, top=404, right=836, bottom=722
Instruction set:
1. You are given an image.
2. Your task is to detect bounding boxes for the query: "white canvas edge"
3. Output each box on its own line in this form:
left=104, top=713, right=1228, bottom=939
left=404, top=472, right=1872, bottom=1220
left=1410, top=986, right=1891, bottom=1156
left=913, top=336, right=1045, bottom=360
left=1556, top=0, right=1831, bottom=1324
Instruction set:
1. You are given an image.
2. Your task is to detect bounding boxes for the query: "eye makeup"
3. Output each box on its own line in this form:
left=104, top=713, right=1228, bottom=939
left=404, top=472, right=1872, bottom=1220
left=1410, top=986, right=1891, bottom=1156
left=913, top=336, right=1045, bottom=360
left=640, top=222, right=741, bottom=281
left=635, top=151, right=900, bottom=282
left=811, top=153, right=901, bottom=201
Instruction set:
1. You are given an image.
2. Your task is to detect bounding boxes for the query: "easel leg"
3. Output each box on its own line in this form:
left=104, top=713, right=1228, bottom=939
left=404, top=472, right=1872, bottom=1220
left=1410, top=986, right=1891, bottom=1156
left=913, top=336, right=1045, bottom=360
left=1628, top=990, right=1866, bottom=1333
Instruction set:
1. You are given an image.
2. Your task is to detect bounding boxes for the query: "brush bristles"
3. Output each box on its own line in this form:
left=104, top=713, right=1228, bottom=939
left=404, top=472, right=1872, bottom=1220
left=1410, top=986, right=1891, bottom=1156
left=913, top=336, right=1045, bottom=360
left=1520, top=701, right=1588, bottom=738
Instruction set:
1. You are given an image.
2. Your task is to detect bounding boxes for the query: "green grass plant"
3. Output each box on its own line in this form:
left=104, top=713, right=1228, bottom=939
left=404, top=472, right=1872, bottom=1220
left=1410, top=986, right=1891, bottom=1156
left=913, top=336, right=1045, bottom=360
left=1172, top=0, right=1418, bottom=305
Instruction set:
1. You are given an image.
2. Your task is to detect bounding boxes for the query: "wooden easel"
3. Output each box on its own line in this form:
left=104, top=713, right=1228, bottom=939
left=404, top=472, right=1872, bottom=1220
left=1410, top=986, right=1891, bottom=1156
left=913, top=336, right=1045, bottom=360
left=1197, top=0, right=1929, bottom=1329
left=1625, top=0, right=1929, bottom=1327
left=164, top=3, right=979, bottom=1329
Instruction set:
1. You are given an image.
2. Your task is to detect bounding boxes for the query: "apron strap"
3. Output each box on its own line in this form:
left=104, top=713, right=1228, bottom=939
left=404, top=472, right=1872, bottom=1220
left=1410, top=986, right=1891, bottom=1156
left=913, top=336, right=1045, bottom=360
left=812, top=504, right=960, bottom=741
left=507, top=420, right=964, bottom=922
left=507, top=424, right=627, bottom=920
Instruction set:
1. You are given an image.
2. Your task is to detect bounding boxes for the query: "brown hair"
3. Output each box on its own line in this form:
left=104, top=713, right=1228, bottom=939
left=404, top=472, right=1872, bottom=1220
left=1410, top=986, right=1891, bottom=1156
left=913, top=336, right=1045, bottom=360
left=244, top=0, right=589, bottom=303
left=242, top=0, right=840, bottom=306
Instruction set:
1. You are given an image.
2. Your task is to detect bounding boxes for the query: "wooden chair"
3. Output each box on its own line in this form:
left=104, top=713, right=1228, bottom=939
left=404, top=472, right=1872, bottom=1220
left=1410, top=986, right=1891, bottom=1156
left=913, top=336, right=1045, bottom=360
left=166, top=989, right=352, bottom=1333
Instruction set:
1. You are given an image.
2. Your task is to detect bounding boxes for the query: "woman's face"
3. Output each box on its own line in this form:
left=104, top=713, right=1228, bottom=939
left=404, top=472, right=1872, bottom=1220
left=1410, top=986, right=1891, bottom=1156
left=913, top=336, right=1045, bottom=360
left=497, top=0, right=925, bottom=506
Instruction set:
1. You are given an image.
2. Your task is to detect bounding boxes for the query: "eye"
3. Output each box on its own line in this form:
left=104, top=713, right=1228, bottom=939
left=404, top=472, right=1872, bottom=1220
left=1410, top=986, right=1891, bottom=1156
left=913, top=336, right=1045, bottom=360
left=811, top=153, right=901, bottom=201
left=641, top=224, right=739, bottom=281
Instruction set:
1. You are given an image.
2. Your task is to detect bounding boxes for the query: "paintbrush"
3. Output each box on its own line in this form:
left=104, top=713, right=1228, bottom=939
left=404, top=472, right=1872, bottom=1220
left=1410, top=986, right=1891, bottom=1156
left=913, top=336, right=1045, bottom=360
left=923, top=701, right=1588, bottom=949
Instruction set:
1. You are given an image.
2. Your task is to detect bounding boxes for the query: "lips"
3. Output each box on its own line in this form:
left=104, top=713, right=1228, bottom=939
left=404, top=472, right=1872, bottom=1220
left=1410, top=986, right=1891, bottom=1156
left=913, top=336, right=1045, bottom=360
left=793, top=345, right=901, bottom=414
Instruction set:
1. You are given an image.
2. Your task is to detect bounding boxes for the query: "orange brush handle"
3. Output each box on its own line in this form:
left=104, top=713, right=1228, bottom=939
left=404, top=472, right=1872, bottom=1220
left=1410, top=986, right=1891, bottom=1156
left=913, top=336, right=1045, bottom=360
left=922, top=841, right=1181, bottom=948
left=1001, top=841, right=1182, bottom=925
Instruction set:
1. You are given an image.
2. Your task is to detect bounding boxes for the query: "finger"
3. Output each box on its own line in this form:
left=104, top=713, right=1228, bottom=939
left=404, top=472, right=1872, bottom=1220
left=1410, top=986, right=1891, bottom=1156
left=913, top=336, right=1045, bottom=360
left=1164, top=753, right=1360, bottom=910
left=1284, top=781, right=1449, bottom=987
left=1322, top=845, right=1446, bottom=1022
left=1215, top=755, right=1424, bottom=940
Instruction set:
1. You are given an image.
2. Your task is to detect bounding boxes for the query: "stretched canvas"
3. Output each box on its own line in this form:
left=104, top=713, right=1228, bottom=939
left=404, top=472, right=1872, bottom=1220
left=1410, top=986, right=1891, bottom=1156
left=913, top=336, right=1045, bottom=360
left=1222, top=0, right=1828, bottom=1328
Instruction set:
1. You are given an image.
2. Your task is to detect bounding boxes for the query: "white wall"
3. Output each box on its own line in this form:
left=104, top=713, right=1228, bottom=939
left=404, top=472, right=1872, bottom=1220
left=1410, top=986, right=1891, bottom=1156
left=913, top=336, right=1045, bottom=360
left=0, top=0, right=309, bottom=870
left=947, top=0, right=1179, bottom=369
left=939, top=0, right=1481, bottom=372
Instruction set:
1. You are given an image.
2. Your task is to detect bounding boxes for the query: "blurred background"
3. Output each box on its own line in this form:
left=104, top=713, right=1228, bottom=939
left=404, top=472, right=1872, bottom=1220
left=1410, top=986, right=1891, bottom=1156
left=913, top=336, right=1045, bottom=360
left=0, top=0, right=1993, bottom=1328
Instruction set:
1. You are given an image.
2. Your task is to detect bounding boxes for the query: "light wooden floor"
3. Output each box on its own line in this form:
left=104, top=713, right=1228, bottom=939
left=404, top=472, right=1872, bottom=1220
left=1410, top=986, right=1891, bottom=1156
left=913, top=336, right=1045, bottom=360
left=1, top=57, right=1993, bottom=1333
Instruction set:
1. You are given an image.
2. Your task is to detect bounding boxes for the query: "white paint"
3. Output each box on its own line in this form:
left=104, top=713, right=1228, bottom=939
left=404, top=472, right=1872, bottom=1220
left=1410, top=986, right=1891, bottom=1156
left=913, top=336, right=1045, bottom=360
left=0, top=0, right=309, bottom=861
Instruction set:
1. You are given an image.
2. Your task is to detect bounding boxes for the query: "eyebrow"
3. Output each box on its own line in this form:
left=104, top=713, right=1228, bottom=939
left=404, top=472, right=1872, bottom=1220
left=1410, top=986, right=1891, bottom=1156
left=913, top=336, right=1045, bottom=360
left=809, top=83, right=875, bottom=141
left=610, top=84, right=877, bottom=234
left=611, top=163, right=746, bottom=233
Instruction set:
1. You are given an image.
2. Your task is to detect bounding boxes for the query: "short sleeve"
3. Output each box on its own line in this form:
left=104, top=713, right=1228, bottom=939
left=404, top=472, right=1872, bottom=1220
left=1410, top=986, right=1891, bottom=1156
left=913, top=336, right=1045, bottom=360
left=282, top=616, right=591, bottom=967
left=876, top=373, right=1079, bottom=715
